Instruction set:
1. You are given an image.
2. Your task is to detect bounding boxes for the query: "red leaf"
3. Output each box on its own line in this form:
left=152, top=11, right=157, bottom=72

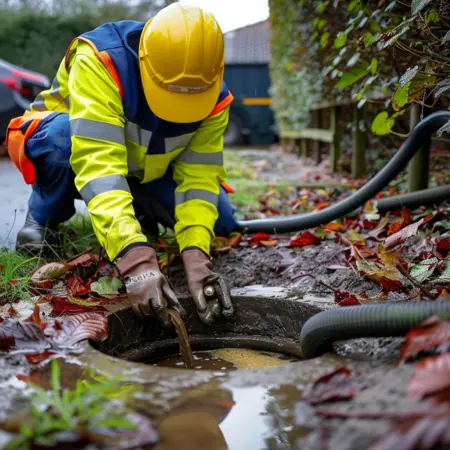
left=384, top=219, right=424, bottom=249
left=250, top=233, right=271, bottom=245
left=45, top=313, right=108, bottom=348
left=289, top=231, right=320, bottom=247
left=376, top=277, right=405, bottom=292
left=25, top=351, right=56, bottom=365
left=401, top=207, right=413, bottom=226
left=338, top=297, right=361, bottom=307
left=437, top=237, right=450, bottom=254
left=408, top=353, right=450, bottom=399
left=323, top=223, right=345, bottom=233
left=400, top=316, right=450, bottom=363
left=302, top=367, right=360, bottom=405
left=314, top=202, right=329, bottom=212
left=388, top=221, right=403, bottom=236
left=29, top=279, right=54, bottom=290
left=66, top=274, right=90, bottom=297
left=48, top=295, right=106, bottom=314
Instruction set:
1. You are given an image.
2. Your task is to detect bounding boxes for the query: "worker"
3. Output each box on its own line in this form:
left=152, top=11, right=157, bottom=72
left=5, top=3, right=238, bottom=326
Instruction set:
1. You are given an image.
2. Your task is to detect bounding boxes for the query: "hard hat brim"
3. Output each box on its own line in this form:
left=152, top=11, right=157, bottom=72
left=143, top=74, right=223, bottom=124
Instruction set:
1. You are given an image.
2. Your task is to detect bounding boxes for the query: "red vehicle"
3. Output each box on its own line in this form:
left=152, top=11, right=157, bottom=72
left=0, top=59, right=49, bottom=150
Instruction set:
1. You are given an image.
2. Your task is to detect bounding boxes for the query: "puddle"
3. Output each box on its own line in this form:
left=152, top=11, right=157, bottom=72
left=149, top=348, right=297, bottom=371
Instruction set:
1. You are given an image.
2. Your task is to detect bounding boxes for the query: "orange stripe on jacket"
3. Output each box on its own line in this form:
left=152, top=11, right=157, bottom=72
left=64, top=37, right=124, bottom=99
left=209, top=90, right=234, bottom=117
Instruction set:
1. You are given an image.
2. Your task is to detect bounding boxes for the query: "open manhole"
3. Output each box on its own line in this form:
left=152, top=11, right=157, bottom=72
left=95, top=294, right=321, bottom=370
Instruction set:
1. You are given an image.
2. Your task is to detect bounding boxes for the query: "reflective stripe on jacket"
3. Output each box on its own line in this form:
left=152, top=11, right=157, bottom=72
left=29, top=20, right=233, bottom=260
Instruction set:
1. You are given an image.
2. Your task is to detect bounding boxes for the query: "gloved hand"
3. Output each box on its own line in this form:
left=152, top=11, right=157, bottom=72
left=115, top=244, right=184, bottom=327
left=181, top=248, right=234, bottom=325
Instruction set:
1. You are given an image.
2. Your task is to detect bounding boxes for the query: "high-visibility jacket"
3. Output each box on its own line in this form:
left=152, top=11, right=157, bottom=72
left=24, top=20, right=233, bottom=260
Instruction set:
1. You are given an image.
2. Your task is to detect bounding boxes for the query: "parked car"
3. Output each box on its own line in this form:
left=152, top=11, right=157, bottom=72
left=0, top=59, right=49, bottom=147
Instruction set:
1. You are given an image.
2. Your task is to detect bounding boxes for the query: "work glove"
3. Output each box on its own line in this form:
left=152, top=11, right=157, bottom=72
left=115, top=244, right=185, bottom=327
left=181, top=248, right=234, bottom=325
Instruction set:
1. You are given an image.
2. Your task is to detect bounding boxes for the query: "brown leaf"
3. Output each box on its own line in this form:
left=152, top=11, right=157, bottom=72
left=31, top=262, right=70, bottom=282
left=408, top=353, right=450, bottom=399
left=67, top=252, right=98, bottom=269
left=45, top=313, right=108, bottom=349
left=367, top=216, right=389, bottom=240
left=384, top=218, right=424, bottom=249
left=400, top=316, right=450, bottom=363
left=302, top=367, right=360, bottom=405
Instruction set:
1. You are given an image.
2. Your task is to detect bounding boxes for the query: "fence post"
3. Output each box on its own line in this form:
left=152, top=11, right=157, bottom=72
left=351, top=103, right=366, bottom=179
left=407, top=104, right=430, bottom=192
left=330, top=106, right=341, bottom=172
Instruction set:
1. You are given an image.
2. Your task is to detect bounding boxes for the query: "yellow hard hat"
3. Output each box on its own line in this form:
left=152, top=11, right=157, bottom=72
left=139, top=3, right=225, bottom=123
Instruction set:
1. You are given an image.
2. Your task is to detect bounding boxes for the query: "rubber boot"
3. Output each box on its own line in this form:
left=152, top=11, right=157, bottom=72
left=16, top=211, right=60, bottom=253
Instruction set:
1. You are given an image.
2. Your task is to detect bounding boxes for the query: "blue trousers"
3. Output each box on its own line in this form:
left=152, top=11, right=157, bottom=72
left=25, top=113, right=238, bottom=236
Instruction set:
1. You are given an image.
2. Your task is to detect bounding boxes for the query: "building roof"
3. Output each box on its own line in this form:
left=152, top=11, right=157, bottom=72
left=224, top=20, right=270, bottom=65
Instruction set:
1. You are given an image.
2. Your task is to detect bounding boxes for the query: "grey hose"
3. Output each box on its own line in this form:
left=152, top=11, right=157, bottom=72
left=237, top=110, right=450, bottom=233
left=300, top=302, right=450, bottom=358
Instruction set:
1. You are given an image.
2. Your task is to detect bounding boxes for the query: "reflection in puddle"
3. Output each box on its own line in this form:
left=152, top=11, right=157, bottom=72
left=150, top=348, right=295, bottom=371
left=220, top=386, right=274, bottom=449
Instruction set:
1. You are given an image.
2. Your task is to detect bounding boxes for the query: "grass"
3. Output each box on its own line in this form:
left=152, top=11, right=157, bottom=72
left=4, top=360, right=139, bottom=449
left=0, top=249, right=40, bottom=302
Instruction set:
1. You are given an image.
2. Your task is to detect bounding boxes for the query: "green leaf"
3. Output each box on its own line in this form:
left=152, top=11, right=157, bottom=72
left=333, top=32, right=347, bottom=49
left=334, top=64, right=368, bottom=89
left=371, top=112, right=395, bottom=136
left=320, top=32, right=330, bottom=48
left=90, top=276, right=122, bottom=298
left=399, top=66, right=419, bottom=87
left=51, top=360, right=60, bottom=393
left=433, top=261, right=450, bottom=283
left=425, top=8, right=439, bottom=24
left=411, top=0, right=433, bottom=15
left=318, top=19, right=327, bottom=30
left=410, top=258, right=438, bottom=284
left=392, top=82, right=410, bottom=111
left=370, top=57, right=378, bottom=75
left=443, top=31, right=450, bottom=43
left=92, top=416, right=136, bottom=430
left=437, top=120, right=450, bottom=137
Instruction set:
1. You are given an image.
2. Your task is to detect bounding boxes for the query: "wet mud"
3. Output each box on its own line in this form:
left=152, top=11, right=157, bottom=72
left=150, top=348, right=294, bottom=371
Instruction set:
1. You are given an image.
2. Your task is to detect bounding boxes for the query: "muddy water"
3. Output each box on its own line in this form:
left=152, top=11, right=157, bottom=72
left=167, top=309, right=194, bottom=369
left=150, top=348, right=296, bottom=371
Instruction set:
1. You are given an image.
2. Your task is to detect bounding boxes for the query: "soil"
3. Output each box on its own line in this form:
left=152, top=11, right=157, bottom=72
left=168, top=241, right=381, bottom=302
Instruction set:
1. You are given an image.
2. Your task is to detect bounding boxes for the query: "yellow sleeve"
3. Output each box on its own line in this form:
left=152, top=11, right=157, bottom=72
left=68, top=43, right=147, bottom=260
left=173, top=107, right=229, bottom=255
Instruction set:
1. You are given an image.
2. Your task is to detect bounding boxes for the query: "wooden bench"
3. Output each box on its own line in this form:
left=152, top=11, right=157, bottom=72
left=280, top=100, right=366, bottom=178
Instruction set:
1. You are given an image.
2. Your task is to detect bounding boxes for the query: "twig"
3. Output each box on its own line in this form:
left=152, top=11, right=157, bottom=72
left=291, top=272, right=338, bottom=294
left=396, top=261, right=437, bottom=299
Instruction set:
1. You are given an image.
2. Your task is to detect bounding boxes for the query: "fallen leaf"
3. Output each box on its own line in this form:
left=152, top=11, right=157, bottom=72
left=67, top=252, right=98, bottom=269
left=25, top=351, right=56, bottom=365
left=323, top=223, right=345, bottom=233
left=384, top=218, right=424, bottom=249
left=227, top=232, right=242, bottom=247
left=249, top=233, right=271, bottom=245
left=408, top=353, right=450, bottom=399
left=24, top=304, right=45, bottom=328
left=289, top=231, right=321, bottom=247
left=16, top=374, right=40, bottom=385
left=260, top=239, right=278, bottom=247
left=45, top=313, right=108, bottom=349
left=410, top=258, right=438, bottom=284
left=346, top=229, right=365, bottom=242
left=90, top=276, right=123, bottom=299
left=356, top=260, right=404, bottom=292
left=367, top=216, right=389, bottom=240
left=400, top=316, right=450, bottom=363
left=373, top=415, right=450, bottom=450
left=437, top=237, right=450, bottom=254
left=49, top=295, right=106, bottom=314
left=337, top=296, right=361, bottom=306
left=66, top=274, right=91, bottom=297
left=0, top=319, right=45, bottom=349
left=31, top=262, right=70, bottom=281
left=388, top=221, right=403, bottom=236
left=302, top=367, right=360, bottom=405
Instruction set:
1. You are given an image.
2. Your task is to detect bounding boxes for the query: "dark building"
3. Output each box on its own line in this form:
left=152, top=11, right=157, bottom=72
left=223, top=20, right=275, bottom=146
